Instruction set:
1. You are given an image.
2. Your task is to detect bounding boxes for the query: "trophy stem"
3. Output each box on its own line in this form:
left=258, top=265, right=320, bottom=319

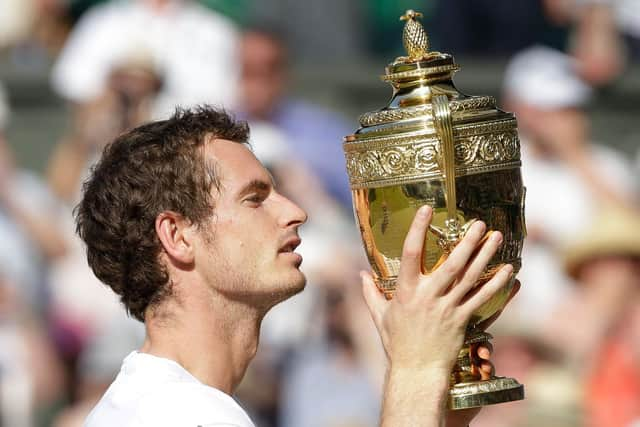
left=448, top=329, right=525, bottom=410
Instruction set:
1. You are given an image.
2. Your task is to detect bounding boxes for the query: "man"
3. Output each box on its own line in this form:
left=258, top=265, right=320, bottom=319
left=76, top=106, right=514, bottom=426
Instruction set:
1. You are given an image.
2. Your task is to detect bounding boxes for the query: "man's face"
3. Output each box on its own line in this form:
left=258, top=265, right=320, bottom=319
left=195, top=139, right=308, bottom=308
left=240, top=32, right=286, bottom=119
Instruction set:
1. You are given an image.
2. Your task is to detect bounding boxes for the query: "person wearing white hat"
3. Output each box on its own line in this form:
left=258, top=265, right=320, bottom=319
left=500, top=45, right=638, bottom=330
left=51, top=0, right=240, bottom=118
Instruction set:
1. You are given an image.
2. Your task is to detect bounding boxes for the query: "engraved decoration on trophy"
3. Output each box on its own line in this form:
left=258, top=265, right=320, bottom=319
left=343, top=10, right=527, bottom=409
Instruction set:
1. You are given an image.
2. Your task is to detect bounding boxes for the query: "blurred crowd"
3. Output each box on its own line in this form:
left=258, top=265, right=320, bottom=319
left=0, top=0, right=639, bottom=426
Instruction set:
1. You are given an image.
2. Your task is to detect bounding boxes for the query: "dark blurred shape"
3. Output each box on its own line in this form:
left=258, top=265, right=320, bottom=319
left=432, top=0, right=568, bottom=55
left=246, top=0, right=368, bottom=63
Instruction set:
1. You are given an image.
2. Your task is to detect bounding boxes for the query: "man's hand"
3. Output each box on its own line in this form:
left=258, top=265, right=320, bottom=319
left=362, top=205, right=514, bottom=427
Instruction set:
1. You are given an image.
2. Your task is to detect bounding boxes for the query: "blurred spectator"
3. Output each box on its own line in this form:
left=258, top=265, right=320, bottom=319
left=48, top=49, right=162, bottom=204
left=0, top=0, right=37, bottom=49
left=548, top=0, right=640, bottom=86
left=569, top=1, right=627, bottom=86
left=556, top=205, right=640, bottom=427
left=279, top=287, right=381, bottom=427
left=0, top=273, right=66, bottom=427
left=238, top=26, right=354, bottom=208
left=0, top=0, right=69, bottom=56
left=44, top=53, right=162, bottom=373
left=0, top=81, right=67, bottom=315
left=500, top=45, right=638, bottom=329
left=0, top=84, right=67, bottom=421
left=51, top=0, right=240, bottom=118
left=52, top=315, right=145, bottom=427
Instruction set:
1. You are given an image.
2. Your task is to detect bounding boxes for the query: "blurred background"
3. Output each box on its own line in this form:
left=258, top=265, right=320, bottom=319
left=0, top=0, right=639, bottom=426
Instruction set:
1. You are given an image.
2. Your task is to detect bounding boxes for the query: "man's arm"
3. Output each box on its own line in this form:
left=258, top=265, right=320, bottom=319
left=362, top=206, right=514, bottom=427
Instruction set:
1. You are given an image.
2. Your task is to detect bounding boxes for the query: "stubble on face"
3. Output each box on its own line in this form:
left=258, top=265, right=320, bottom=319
left=202, top=231, right=307, bottom=313
left=194, top=140, right=307, bottom=313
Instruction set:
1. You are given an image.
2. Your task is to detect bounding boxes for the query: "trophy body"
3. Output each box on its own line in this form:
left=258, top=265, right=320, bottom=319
left=344, top=10, right=526, bottom=409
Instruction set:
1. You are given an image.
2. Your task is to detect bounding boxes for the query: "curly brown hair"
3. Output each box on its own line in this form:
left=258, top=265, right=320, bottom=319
left=75, top=106, right=250, bottom=322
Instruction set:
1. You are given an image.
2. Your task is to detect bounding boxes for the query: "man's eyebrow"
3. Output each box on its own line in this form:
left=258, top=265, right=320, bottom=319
left=237, top=179, right=272, bottom=197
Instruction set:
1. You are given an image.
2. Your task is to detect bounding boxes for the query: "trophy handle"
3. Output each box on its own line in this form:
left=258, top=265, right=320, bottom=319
left=432, top=94, right=463, bottom=247
left=432, top=94, right=456, bottom=222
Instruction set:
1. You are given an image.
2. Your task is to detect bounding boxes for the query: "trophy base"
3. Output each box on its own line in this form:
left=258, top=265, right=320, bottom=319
left=448, top=377, right=524, bottom=410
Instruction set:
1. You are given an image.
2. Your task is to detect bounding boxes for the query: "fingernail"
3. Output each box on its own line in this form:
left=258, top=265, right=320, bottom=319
left=477, top=346, right=491, bottom=359
left=474, top=221, right=486, bottom=234
left=502, top=264, right=514, bottom=275
left=491, top=231, right=503, bottom=244
left=419, top=205, right=431, bottom=218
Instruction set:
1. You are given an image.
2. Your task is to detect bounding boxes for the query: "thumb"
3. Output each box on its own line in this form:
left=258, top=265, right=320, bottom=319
left=360, top=270, right=387, bottom=330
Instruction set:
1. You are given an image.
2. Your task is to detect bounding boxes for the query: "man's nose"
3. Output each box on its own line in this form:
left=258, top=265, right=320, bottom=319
left=278, top=194, right=308, bottom=227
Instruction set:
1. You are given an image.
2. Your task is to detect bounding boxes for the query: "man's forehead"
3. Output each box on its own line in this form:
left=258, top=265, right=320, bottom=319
left=204, top=138, right=272, bottom=190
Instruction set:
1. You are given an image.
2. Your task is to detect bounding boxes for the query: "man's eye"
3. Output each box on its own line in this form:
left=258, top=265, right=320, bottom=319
left=245, top=194, right=265, bottom=204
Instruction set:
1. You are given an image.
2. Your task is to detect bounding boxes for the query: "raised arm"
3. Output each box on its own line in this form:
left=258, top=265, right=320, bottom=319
left=361, top=206, right=513, bottom=427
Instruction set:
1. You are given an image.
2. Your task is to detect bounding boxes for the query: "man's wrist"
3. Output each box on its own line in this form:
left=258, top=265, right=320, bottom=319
left=381, top=365, right=451, bottom=427
left=387, top=364, right=451, bottom=402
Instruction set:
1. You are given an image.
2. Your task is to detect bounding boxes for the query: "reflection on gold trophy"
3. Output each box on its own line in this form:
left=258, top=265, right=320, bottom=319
left=344, top=10, right=526, bottom=409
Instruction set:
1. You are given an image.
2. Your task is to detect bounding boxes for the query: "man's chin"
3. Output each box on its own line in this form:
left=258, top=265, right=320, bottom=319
left=281, top=271, right=307, bottom=299
left=250, top=271, right=306, bottom=310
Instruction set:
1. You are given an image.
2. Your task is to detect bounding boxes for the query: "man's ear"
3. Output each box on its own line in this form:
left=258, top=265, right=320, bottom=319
left=155, top=211, right=195, bottom=265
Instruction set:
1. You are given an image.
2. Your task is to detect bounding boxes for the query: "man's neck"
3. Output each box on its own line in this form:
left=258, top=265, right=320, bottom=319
left=140, top=285, right=263, bottom=395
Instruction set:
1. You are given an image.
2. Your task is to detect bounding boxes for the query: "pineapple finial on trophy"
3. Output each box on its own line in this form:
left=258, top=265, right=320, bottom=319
left=400, top=9, right=428, bottom=61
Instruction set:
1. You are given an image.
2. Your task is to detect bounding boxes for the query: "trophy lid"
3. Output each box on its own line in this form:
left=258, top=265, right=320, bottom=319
left=346, top=10, right=513, bottom=142
left=383, top=10, right=458, bottom=86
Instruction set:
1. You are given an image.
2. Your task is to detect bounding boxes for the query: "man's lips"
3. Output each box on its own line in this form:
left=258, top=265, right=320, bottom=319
left=279, top=236, right=301, bottom=253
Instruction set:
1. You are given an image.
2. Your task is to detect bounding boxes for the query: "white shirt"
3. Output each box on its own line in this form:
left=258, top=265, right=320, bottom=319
left=84, top=352, right=255, bottom=427
left=51, top=0, right=239, bottom=118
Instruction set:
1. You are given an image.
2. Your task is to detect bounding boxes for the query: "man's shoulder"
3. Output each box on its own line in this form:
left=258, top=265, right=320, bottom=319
left=84, top=356, right=255, bottom=427
left=136, top=382, right=254, bottom=425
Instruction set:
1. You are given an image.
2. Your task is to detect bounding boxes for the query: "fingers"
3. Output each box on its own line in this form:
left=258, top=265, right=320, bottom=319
left=429, top=221, right=487, bottom=294
left=474, top=279, right=521, bottom=330
left=476, top=342, right=493, bottom=359
left=471, top=342, right=494, bottom=380
left=447, top=231, right=503, bottom=303
left=460, top=263, right=514, bottom=316
left=397, top=206, right=432, bottom=288
left=478, top=360, right=494, bottom=380
left=360, top=270, right=388, bottom=331
left=477, top=342, right=494, bottom=380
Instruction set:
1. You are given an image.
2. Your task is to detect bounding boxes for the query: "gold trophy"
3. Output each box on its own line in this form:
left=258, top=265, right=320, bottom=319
left=343, top=10, right=526, bottom=409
